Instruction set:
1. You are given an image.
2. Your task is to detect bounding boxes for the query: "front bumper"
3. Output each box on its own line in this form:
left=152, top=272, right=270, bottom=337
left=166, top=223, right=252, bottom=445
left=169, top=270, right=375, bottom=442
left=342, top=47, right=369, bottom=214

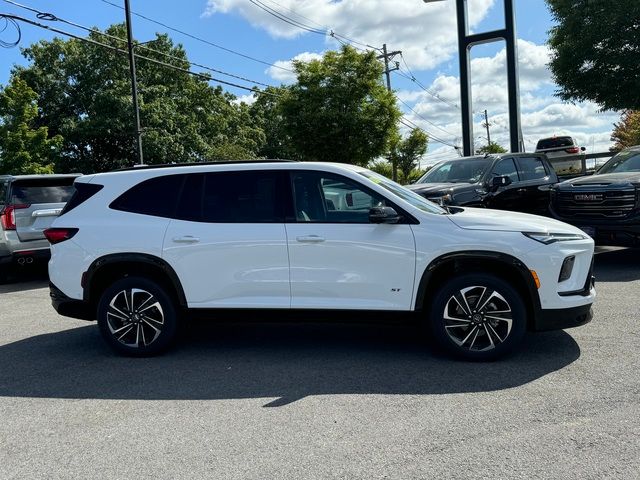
left=532, top=303, right=593, bottom=332
left=50, top=282, right=95, bottom=321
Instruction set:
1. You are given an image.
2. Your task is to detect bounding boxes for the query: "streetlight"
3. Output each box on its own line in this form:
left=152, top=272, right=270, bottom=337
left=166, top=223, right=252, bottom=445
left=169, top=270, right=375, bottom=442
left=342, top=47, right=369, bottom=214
left=421, top=0, right=523, bottom=156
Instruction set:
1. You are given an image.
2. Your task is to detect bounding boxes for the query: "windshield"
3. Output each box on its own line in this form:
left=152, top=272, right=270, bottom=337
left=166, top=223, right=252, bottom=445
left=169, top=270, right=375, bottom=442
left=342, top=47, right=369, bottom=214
left=597, top=150, right=640, bottom=174
left=359, top=170, right=447, bottom=215
left=416, top=158, right=492, bottom=184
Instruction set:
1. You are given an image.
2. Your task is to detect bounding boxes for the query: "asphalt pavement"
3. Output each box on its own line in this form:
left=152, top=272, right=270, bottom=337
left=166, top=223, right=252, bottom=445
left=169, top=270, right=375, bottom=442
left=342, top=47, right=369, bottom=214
left=0, top=248, right=639, bottom=479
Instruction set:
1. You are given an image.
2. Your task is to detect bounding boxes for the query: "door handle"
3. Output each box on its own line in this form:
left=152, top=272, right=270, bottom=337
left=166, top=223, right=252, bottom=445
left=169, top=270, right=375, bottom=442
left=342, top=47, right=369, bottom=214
left=296, top=235, right=325, bottom=243
left=517, top=188, right=527, bottom=194
left=173, top=235, right=200, bottom=244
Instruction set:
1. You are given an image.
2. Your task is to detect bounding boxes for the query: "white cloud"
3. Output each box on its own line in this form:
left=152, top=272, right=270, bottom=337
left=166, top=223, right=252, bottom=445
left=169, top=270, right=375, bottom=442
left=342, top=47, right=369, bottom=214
left=232, top=93, right=258, bottom=105
left=265, top=51, right=324, bottom=83
left=204, top=0, right=495, bottom=70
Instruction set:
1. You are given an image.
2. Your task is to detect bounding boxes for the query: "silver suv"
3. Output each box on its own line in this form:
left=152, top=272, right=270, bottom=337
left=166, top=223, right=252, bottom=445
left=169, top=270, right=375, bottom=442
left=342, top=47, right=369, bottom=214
left=0, top=174, right=79, bottom=273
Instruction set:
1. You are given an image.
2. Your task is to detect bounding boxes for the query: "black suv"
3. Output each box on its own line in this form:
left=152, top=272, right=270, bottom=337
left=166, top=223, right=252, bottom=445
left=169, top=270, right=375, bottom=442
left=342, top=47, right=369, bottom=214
left=550, top=146, right=640, bottom=246
left=407, top=153, right=558, bottom=216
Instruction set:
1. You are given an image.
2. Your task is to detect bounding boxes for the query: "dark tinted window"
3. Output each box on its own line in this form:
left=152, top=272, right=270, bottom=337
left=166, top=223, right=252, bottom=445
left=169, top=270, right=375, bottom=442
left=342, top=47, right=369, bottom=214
left=176, top=173, right=204, bottom=222
left=0, top=180, right=8, bottom=207
left=111, top=174, right=184, bottom=218
left=517, top=157, right=548, bottom=181
left=199, top=171, right=284, bottom=223
left=536, top=137, right=574, bottom=150
left=492, top=158, right=519, bottom=182
left=60, top=183, right=104, bottom=216
left=10, top=178, right=76, bottom=204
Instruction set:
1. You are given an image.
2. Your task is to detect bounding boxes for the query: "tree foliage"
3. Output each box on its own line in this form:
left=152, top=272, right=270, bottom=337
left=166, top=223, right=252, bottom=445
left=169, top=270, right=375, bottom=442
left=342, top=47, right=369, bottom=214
left=611, top=110, right=640, bottom=150
left=0, top=77, right=61, bottom=175
left=391, top=128, right=428, bottom=180
left=248, top=86, right=296, bottom=159
left=279, top=46, right=401, bottom=165
left=546, top=0, right=640, bottom=110
left=11, top=24, right=263, bottom=173
left=368, top=159, right=427, bottom=185
left=476, top=141, right=507, bottom=155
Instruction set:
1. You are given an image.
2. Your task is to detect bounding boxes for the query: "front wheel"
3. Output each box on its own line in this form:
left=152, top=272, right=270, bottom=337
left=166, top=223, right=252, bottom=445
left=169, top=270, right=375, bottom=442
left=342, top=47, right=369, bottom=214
left=97, top=276, right=179, bottom=356
left=428, top=274, right=527, bottom=360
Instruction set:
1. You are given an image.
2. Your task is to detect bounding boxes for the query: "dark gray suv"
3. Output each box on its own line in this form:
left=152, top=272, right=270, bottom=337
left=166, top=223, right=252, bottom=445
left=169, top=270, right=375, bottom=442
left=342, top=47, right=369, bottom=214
left=0, top=174, right=79, bottom=274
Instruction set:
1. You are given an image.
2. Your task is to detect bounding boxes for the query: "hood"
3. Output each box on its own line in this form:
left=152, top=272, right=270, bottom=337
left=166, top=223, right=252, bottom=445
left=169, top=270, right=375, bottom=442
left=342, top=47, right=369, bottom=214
left=407, top=182, right=475, bottom=196
left=447, top=207, right=582, bottom=234
left=558, top=172, right=640, bottom=188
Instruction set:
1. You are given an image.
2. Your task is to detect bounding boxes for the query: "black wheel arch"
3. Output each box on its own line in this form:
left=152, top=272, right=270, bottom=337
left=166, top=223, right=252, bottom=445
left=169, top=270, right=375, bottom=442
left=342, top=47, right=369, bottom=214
left=414, top=250, right=541, bottom=329
left=83, top=253, right=187, bottom=311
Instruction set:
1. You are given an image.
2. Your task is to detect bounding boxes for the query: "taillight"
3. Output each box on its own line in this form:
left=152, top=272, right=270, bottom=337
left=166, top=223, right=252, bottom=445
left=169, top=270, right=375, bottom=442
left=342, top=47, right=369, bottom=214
left=0, top=204, right=30, bottom=230
left=43, top=228, right=78, bottom=244
left=565, top=147, right=580, bottom=154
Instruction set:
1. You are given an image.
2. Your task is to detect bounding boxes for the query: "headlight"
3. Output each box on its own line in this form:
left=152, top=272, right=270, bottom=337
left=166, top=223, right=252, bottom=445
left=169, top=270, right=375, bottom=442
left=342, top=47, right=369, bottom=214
left=522, top=232, right=587, bottom=244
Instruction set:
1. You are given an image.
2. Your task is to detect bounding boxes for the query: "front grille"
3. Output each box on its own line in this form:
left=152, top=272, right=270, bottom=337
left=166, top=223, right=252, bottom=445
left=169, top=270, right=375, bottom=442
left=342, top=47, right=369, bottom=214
left=554, top=188, right=637, bottom=219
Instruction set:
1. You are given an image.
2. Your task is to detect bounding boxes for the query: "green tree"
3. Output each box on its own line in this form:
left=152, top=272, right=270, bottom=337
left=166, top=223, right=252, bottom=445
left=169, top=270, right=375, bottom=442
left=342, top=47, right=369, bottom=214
left=0, top=77, right=61, bottom=175
left=546, top=0, right=640, bottom=111
left=368, top=159, right=427, bottom=185
left=280, top=46, right=401, bottom=165
left=392, top=128, right=428, bottom=180
left=11, top=24, right=262, bottom=173
left=248, top=86, right=296, bottom=159
left=611, top=110, right=640, bottom=151
left=475, top=141, right=507, bottom=155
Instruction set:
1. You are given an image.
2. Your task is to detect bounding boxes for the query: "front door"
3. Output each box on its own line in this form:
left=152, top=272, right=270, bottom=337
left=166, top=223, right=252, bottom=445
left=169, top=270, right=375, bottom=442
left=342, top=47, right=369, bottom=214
left=285, top=170, right=416, bottom=311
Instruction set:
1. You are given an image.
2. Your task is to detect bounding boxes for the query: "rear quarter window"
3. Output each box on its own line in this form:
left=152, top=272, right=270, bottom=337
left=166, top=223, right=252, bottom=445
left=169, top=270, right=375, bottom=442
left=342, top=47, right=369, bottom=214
left=110, top=174, right=185, bottom=218
left=0, top=180, right=8, bottom=208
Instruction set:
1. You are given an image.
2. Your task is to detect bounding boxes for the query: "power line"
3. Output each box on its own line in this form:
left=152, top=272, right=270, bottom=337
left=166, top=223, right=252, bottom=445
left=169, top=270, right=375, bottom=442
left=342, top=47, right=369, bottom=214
left=2, top=0, right=278, bottom=90
left=98, top=0, right=294, bottom=73
left=396, top=96, right=459, bottom=139
left=246, top=0, right=381, bottom=52
left=399, top=116, right=459, bottom=149
left=0, top=13, right=284, bottom=98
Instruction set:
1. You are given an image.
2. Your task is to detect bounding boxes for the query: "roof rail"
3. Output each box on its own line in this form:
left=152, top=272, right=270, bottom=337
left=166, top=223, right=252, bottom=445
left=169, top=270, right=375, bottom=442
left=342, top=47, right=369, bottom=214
left=113, top=159, right=297, bottom=173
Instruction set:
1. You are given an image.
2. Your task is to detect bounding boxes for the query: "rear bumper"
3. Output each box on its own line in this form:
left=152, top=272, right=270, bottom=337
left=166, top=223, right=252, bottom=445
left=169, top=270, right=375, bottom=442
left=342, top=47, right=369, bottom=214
left=532, top=303, right=593, bottom=332
left=0, top=249, right=50, bottom=266
left=50, top=282, right=95, bottom=321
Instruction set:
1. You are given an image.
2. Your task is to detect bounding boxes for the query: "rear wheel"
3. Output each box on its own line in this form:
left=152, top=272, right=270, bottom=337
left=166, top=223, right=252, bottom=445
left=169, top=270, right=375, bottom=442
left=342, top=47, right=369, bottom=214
left=428, top=274, right=527, bottom=360
left=97, top=276, right=178, bottom=356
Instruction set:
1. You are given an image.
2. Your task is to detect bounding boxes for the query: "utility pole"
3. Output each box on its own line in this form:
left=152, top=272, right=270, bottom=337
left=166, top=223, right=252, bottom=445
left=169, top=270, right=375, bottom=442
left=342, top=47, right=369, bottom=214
left=483, top=109, right=491, bottom=146
left=377, top=44, right=401, bottom=181
left=124, top=0, right=144, bottom=165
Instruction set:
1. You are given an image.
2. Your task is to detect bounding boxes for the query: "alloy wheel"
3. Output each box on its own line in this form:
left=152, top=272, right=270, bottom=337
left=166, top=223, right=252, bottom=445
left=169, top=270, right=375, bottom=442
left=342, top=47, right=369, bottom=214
left=106, top=288, right=165, bottom=348
left=442, top=285, right=513, bottom=352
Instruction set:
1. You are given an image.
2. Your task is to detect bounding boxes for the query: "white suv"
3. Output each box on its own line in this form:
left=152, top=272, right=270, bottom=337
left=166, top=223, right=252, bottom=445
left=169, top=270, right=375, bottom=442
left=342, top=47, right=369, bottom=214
left=46, top=161, right=596, bottom=360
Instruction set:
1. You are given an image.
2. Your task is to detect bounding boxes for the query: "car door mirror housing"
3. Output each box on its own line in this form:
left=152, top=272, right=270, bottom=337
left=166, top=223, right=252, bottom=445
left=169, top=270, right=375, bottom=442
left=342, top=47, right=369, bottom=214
left=369, top=206, right=400, bottom=224
left=491, top=175, right=512, bottom=191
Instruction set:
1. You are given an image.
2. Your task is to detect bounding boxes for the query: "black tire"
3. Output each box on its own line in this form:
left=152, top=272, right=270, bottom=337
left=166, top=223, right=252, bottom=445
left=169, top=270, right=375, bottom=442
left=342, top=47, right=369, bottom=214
left=97, top=276, right=179, bottom=356
left=428, top=273, right=527, bottom=361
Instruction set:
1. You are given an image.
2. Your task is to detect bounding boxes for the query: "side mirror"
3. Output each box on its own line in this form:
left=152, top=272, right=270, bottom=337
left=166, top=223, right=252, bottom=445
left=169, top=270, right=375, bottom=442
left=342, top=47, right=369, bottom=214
left=369, top=206, right=400, bottom=224
left=491, top=175, right=512, bottom=191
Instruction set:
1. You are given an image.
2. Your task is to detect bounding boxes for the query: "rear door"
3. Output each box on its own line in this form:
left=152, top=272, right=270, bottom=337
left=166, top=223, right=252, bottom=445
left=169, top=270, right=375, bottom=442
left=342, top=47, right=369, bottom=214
left=162, top=170, right=291, bottom=309
left=10, top=178, right=76, bottom=242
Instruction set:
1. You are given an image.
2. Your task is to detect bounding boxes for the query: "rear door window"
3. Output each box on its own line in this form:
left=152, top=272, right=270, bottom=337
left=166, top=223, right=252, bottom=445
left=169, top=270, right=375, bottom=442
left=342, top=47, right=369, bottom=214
left=199, top=171, right=287, bottom=223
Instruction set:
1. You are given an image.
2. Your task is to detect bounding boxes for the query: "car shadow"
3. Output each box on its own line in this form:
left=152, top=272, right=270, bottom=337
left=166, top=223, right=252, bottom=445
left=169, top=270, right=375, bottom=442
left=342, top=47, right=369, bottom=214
left=0, top=263, right=49, bottom=292
left=594, top=247, right=640, bottom=282
left=0, top=320, right=580, bottom=407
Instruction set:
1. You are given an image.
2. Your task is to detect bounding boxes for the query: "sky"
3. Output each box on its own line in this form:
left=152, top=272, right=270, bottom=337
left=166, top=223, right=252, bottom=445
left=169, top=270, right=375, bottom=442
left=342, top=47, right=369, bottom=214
left=0, top=0, right=619, bottom=165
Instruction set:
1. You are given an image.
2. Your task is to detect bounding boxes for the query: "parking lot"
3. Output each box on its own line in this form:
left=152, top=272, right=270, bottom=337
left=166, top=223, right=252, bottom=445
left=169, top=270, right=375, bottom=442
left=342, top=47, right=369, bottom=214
left=0, top=247, right=638, bottom=480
